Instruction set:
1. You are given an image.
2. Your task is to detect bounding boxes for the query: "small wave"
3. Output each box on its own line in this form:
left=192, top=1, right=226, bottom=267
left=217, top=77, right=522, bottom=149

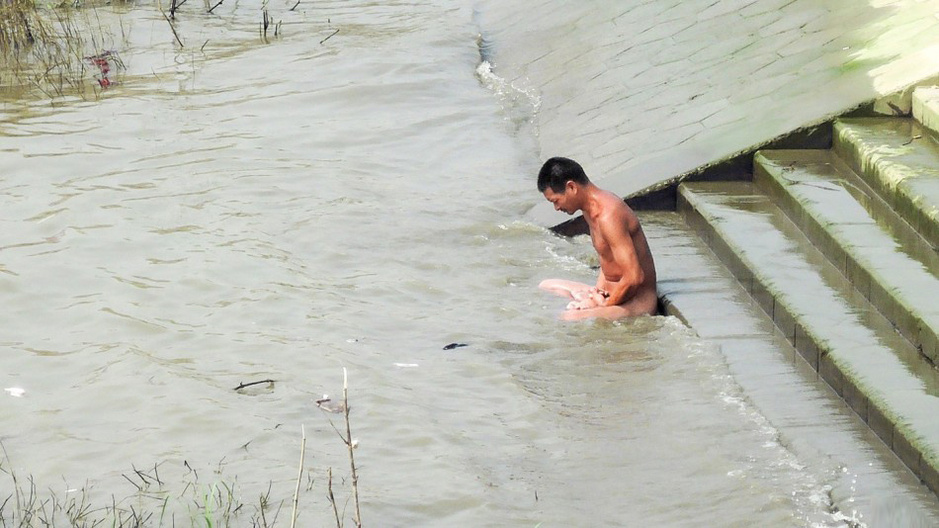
left=475, top=31, right=496, bottom=65
left=705, top=351, right=847, bottom=527
left=542, top=242, right=592, bottom=273
left=474, top=59, right=541, bottom=132
left=471, top=8, right=538, bottom=126
left=475, top=59, right=541, bottom=112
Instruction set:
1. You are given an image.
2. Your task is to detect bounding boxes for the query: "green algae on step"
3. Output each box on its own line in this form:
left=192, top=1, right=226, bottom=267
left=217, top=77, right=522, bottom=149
left=834, top=118, right=939, bottom=251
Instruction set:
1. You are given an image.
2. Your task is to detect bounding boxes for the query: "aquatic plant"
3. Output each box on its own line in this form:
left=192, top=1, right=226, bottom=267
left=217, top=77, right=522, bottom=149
left=0, top=0, right=39, bottom=54
left=0, top=369, right=365, bottom=527
left=0, top=445, right=273, bottom=527
left=0, top=0, right=117, bottom=98
left=319, top=368, right=362, bottom=528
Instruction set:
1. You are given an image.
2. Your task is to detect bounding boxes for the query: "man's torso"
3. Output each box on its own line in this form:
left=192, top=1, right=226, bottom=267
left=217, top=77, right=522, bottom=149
left=586, top=194, right=656, bottom=297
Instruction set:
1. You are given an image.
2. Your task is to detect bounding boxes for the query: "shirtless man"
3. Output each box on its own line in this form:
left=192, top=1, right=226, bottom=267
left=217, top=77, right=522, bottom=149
left=537, top=157, right=658, bottom=321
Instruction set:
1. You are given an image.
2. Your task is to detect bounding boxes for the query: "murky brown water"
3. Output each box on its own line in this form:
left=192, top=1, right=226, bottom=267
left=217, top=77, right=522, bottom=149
left=2, top=1, right=939, bottom=526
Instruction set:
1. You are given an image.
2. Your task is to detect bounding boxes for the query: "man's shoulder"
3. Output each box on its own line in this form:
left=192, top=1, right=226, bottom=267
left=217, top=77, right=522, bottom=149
left=597, top=193, right=634, bottom=220
left=593, top=204, right=632, bottom=236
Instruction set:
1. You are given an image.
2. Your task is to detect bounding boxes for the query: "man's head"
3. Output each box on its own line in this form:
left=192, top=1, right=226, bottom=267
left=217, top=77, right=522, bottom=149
left=537, top=157, right=590, bottom=215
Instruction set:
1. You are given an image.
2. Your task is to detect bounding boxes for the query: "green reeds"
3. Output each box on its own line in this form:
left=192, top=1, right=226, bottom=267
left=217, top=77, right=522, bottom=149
left=0, top=368, right=366, bottom=527
left=0, top=0, right=117, bottom=98
left=0, top=0, right=40, bottom=54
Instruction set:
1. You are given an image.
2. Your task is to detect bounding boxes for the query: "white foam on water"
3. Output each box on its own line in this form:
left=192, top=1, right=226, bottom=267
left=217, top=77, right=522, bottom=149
left=475, top=59, right=541, bottom=132
left=673, top=329, right=847, bottom=527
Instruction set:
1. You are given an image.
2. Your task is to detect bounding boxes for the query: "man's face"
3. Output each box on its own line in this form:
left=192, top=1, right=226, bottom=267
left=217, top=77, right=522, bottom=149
left=543, top=186, right=575, bottom=215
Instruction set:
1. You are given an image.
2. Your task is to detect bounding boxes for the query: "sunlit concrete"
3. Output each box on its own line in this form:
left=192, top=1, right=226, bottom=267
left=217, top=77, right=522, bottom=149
left=475, top=0, right=939, bottom=227
left=913, top=86, right=939, bottom=133
left=834, top=118, right=939, bottom=250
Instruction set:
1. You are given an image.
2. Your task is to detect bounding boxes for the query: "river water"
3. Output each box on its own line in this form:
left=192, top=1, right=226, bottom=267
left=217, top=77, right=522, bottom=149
left=1, top=1, right=938, bottom=526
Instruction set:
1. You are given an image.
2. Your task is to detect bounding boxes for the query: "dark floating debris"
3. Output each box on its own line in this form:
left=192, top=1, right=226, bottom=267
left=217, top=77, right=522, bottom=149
left=233, top=379, right=275, bottom=391
left=320, top=28, right=339, bottom=45
left=316, top=395, right=346, bottom=414
left=443, top=342, right=468, bottom=350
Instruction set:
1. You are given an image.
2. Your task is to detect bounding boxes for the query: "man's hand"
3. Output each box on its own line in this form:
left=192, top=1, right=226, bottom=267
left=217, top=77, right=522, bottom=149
left=566, top=288, right=609, bottom=310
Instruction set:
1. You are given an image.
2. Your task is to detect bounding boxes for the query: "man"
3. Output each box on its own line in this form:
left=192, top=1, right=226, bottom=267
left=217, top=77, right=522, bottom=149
left=537, top=157, right=658, bottom=320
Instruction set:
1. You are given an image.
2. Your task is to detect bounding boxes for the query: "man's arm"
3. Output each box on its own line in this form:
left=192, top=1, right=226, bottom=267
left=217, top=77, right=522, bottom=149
left=598, top=213, right=644, bottom=307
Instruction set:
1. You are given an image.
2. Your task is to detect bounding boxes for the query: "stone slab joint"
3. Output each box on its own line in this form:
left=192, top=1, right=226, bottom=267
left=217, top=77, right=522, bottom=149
left=913, top=86, right=939, bottom=134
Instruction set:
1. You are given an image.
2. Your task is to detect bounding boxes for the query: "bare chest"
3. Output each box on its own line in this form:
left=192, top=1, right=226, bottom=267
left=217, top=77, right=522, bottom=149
left=590, top=230, right=613, bottom=259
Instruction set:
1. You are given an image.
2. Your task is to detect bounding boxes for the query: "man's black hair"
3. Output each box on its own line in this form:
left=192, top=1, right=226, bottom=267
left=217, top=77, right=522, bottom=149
left=537, top=157, right=590, bottom=193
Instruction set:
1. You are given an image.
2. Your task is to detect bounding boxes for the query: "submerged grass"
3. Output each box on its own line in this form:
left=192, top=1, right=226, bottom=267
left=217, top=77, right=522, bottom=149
left=1, top=0, right=296, bottom=99
left=0, top=445, right=288, bottom=527
left=0, top=369, right=363, bottom=527
left=0, top=0, right=38, bottom=53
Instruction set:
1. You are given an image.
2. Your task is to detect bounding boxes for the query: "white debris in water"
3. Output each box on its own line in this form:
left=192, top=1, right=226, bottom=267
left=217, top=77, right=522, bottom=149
left=393, top=363, right=419, bottom=368
left=315, top=395, right=346, bottom=414
left=4, top=387, right=25, bottom=397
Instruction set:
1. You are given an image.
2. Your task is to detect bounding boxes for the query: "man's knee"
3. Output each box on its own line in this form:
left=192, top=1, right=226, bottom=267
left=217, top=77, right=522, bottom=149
left=539, top=279, right=591, bottom=296
left=538, top=279, right=558, bottom=290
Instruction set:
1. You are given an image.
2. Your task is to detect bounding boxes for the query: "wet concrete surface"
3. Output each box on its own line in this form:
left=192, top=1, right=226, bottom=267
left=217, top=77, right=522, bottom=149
left=834, top=118, right=939, bottom=250
left=475, top=0, right=939, bottom=512
left=754, top=148, right=939, bottom=363
left=675, top=180, right=939, bottom=497
left=913, top=87, right=939, bottom=133
left=648, top=211, right=939, bottom=526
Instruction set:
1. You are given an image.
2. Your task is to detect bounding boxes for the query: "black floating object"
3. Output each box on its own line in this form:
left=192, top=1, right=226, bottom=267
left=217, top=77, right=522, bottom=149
left=233, top=379, right=275, bottom=391
left=443, top=342, right=468, bottom=350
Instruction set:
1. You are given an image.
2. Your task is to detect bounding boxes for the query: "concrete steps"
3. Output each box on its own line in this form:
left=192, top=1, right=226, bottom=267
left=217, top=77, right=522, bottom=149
left=833, top=118, right=939, bottom=250
left=645, top=212, right=939, bottom=518
left=678, top=179, right=939, bottom=494
left=914, top=87, right=939, bottom=138
left=754, top=149, right=939, bottom=365
left=672, top=111, right=939, bottom=495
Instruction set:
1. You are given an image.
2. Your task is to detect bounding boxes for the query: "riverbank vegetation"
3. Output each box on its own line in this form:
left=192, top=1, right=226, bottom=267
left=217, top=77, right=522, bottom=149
left=0, top=0, right=118, bottom=98
left=0, top=0, right=290, bottom=100
left=0, top=371, right=364, bottom=527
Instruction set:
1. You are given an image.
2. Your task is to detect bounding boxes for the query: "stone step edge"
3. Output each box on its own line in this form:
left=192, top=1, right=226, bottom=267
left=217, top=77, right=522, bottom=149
left=833, top=117, right=939, bottom=251
left=753, top=149, right=939, bottom=365
left=913, top=86, right=939, bottom=136
left=676, top=182, right=939, bottom=496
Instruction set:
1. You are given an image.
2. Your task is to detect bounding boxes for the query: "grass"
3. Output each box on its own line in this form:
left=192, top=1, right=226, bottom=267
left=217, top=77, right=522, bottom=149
left=0, top=370, right=364, bottom=527
left=0, top=0, right=285, bottom=100
left=0, top=0, right=118, bottom=99
left=0, top=449, right=286, bottom=527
